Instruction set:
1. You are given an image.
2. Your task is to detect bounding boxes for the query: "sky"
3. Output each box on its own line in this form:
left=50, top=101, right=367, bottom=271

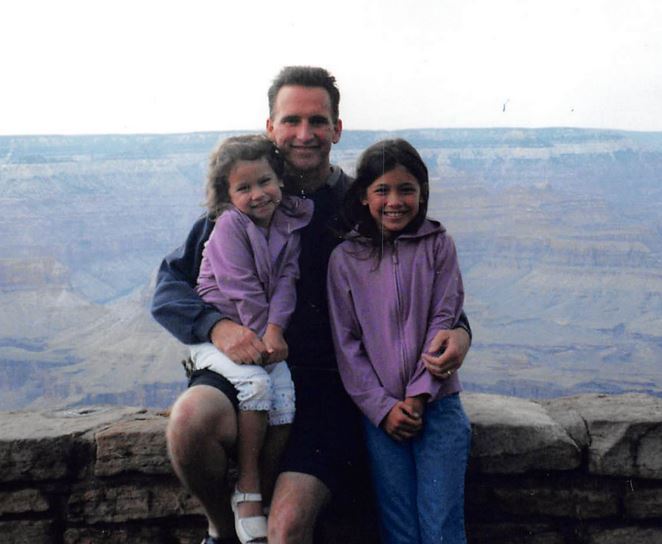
left=2, top=0, right=662, bottom=135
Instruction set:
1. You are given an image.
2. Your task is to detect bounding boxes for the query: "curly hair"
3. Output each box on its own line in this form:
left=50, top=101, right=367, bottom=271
left=268, top=66, right=340, bottom=123
left=205, top=134, right=285, bottom=219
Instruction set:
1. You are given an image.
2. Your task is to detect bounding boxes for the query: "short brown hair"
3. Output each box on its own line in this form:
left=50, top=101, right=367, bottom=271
left=268, top=66, right=340, bottom=122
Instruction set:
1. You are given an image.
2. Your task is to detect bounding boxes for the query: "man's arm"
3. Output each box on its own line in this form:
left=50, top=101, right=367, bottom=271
left=151, top=215, right=223, bottom=344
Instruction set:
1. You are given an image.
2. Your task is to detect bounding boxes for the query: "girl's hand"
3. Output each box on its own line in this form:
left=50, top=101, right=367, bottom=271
left=263, top=324, right=288, bottom=364
left=422, top=328, right=470, bottom=379
left=381, top=400, right=423, bottom=441
left=403, top=395, right=427, bottom=419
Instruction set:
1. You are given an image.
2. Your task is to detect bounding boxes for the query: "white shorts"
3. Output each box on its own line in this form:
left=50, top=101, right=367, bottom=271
left=189, top=342, right=295, bottom=425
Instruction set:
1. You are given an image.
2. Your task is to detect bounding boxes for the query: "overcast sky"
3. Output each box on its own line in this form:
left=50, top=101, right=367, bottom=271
left=2, top=0, right=661, bottom=135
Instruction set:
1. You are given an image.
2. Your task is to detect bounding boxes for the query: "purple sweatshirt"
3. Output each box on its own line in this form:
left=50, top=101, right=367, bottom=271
left=327, top=219, right=464, bottom=427
left=196, top=195, right=313, bottom=337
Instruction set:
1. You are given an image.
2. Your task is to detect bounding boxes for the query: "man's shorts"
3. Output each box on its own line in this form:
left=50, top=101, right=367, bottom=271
left=188, top=365, right=365, bottom=496
left=279, top=366, right=366, bottom=496
left=188, top=368, right=239, bottom=409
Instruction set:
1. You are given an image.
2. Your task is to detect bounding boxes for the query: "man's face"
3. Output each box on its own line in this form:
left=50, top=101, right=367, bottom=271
left=266, top=85, right=342, bottom=179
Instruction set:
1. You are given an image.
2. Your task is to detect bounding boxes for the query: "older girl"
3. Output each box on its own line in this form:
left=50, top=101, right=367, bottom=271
left=327, top=139, right=471, bottom=543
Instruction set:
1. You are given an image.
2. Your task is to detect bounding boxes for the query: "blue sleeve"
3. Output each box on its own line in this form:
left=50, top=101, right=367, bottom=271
left=150, top=215, right=224, bottom=344
left=456, top=310, right=472, bottom=340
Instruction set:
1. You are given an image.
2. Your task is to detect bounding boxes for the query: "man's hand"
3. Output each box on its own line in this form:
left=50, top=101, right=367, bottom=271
left=263, top=324, right=288, bottom=364
left=210, top=319, right=267, bottom=365
left=381, top=400, right=423, bottom=441
left=421, top=328, right=471, bottom=380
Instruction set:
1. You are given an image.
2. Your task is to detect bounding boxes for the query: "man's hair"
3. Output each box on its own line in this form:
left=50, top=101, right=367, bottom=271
left=206, top=134, right=285, bottom=219
left=268, top=66, right=341, bottom=122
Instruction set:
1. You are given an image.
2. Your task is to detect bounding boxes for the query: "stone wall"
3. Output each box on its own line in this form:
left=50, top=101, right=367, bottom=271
left=1, top=393, right=661, bottom=543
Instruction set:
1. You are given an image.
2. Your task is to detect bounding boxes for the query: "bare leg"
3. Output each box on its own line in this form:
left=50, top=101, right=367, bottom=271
left=236, top=410, right=268, bottom=518
left=167, top=385, right=237, bottom=537
left=268, top=471, right=331, bottom=544
left=259, top=424, right=291, bottom=506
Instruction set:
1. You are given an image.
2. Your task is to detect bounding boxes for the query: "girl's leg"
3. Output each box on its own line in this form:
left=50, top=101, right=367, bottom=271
left=261, top=361, right=296, bottom=505
left=260, top=424, right=291, bottom=505
left=190, top=344, right=274, bottom=520
left=236, top=410, right=269, bottom=518
left=414, top=393, right=471, bottom=544
left=362, top=416, right=420, bottom=544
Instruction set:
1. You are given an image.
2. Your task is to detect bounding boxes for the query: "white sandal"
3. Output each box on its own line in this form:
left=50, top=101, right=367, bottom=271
left=230, top=487, right=268, bottom=543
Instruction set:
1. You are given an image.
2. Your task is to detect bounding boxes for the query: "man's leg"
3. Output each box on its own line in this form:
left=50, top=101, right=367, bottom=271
left=267, top=471, right=331, bottom=544
left=167, top=384, right=238, bottom=538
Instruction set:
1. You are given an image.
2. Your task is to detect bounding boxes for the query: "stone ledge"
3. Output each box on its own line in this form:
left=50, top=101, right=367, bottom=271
left=0, top=392, right=661, bottom=543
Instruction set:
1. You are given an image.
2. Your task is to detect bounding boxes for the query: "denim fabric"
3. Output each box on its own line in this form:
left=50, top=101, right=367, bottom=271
left=362, top=393, right=471, bottom=544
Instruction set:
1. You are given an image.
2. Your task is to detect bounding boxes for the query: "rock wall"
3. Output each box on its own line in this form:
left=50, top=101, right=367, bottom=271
left=1, top=393, right=661, bottom=543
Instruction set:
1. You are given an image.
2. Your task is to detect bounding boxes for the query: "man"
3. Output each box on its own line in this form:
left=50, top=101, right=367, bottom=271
left=151, top=66, right=471, bottom=544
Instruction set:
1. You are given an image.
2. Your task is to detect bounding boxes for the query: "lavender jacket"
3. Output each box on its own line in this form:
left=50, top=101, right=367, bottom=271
left=196, top=195, right=314, bottom=337
left=327, top=219, right=464, bottom=427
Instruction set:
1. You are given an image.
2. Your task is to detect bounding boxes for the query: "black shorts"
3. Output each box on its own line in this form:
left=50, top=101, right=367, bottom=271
left=188, top=368, right=239, bottom=409
left=189, top=366, right=367, bottom=496
left=279, top=366, right=367, bottom=496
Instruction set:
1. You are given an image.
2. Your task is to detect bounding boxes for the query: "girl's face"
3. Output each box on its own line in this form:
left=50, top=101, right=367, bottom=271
left=361, top=164, right=422, bottom=236
left=227, top=158, right=283, bottom=227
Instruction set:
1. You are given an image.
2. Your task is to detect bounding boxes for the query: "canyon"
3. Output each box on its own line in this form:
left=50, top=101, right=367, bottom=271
left=0, top=128, right=660, bottom=409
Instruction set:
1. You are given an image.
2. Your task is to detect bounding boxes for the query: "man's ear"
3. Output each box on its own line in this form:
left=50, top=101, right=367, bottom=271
left=332, top=118, right=343, bottom=144
left=266, top=118, right=274, bottom=140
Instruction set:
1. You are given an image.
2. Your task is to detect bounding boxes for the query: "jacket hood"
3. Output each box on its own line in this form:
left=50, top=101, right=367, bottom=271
left=344, top=217, right=446, bottom=245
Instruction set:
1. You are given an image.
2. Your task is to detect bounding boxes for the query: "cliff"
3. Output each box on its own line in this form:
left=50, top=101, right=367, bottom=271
left=1, top=393, right=661, bottom=543
left=2, top=129, right=662, bottom=409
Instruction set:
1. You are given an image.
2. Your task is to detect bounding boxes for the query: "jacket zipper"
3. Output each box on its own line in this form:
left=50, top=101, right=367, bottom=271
left=391, top=241, right=408, bottom=389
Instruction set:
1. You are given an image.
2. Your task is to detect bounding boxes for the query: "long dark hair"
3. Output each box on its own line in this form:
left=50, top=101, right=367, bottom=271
left=340, top=138, right=430, bottom=255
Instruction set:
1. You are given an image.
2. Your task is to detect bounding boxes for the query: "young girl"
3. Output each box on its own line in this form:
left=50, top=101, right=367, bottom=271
left=327, top=139, right=472, bottom=544
left=190, top=134, right=312, bottom=544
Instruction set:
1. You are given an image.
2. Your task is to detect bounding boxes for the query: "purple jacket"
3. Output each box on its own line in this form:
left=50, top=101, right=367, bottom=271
left=327, top=219, right=464, bottom=427
left=196, top=195, right=313, bottom=337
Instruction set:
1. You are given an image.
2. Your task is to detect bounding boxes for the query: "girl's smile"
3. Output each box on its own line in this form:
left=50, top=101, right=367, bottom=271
left=227, top=158, right=283, bottom=227
left=362, top=164, right=421, bottom=236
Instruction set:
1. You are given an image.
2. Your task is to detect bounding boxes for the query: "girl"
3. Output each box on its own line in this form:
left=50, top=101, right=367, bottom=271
left=327, top=139, right=471, bottom=543
left=190, top=134, right=312, bottom=544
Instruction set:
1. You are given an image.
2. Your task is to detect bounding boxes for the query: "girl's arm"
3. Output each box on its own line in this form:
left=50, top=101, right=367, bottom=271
left=203, top=213, right=270, bottom=336
left=327, top=250, right=399, bottom=427
left=406, top=233, right=465, bottom=398
left=267, top=232, right=301, bottom=331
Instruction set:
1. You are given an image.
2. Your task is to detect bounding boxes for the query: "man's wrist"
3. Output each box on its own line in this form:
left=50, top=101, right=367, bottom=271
left=453, top=312, right=472, bottom=343
left=198, top=312, right=224, bottom=344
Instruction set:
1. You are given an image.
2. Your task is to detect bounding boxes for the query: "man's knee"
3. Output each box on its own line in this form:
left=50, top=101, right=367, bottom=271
left=268, top=502, right=312, bottom=544
left=167, top=385, right=237, bottom=461
left=268, top=472, right=329, bottom=544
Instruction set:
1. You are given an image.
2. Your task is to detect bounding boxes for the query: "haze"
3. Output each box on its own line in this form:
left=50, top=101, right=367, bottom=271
left=2, top=0, right=662, bottom=135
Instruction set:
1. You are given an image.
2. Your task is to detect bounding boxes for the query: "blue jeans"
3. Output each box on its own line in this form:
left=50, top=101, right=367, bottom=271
left=362, top=393, right=471, bottom=544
